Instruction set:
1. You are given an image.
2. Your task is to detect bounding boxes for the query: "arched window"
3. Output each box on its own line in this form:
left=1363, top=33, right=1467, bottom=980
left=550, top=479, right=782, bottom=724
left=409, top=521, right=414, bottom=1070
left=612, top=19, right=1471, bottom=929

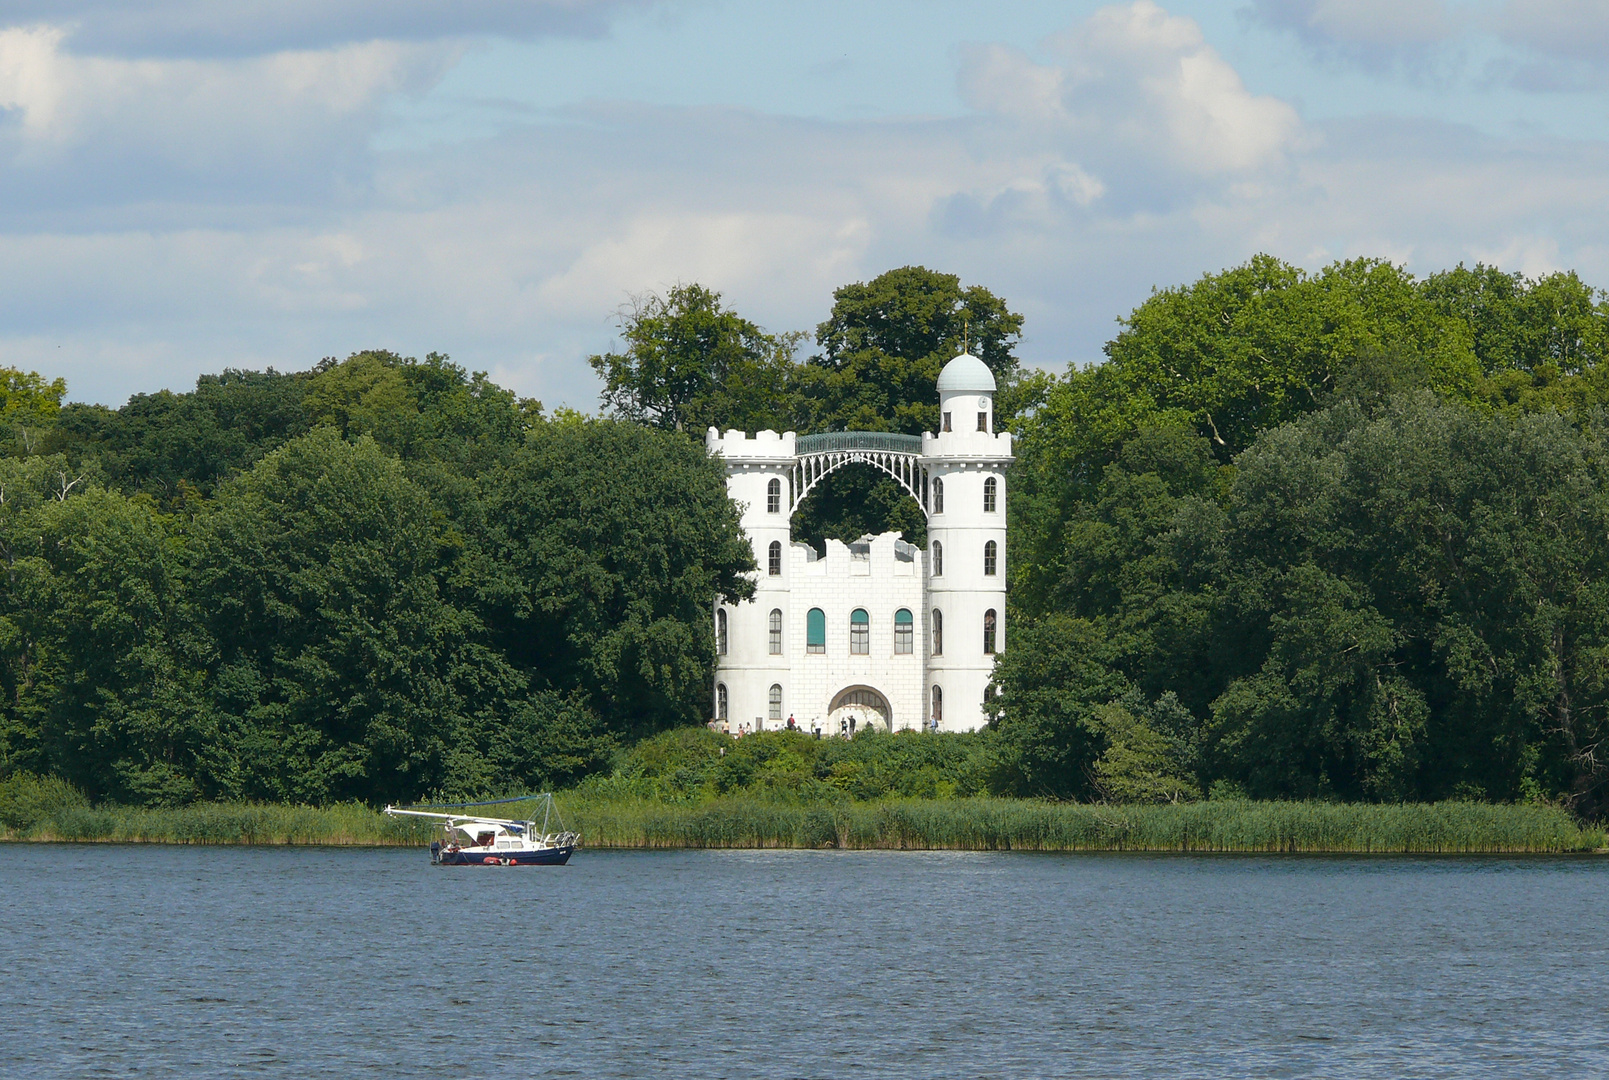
left=984, top=476, right=997, bottom=513
left=767, top=478, right=781, bottom=514
left=768, top=608, right=783, bottom=654
left=769, top=684, right=783, bottom=722
left=932, top=477, right=944, bottom=514
left=850, top=608, right=869, bottom=654
left=716, top=683, right=728, bottom=722
left=984, top=540, right=997, bottom=576
left=931, top=609, right=943, bottom=655
left=716, top=608, right=728, bottom=655
left=806, top=608, right=826, bottom=654
left=931, top=540, right=943, bottom=577
left=983, top=684, right=997, bottom=710
left=894, top=608, right=913, bottom=654
left=931, top=685, right=943, bottom=727
left=768, top=540, right=782, bottom=576
left=983, top=609, right=997, bottom=654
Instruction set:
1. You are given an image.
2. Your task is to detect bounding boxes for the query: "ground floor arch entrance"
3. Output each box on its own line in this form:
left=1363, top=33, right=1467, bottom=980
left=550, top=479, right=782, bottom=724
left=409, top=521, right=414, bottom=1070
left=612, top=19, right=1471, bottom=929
left=829, top=686, right=891, bottom=735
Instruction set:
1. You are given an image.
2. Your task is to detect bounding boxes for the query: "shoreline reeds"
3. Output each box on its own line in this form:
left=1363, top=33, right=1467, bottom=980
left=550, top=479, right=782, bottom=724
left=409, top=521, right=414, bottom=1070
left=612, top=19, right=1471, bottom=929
left=2, top=797, right=1602, bottom=853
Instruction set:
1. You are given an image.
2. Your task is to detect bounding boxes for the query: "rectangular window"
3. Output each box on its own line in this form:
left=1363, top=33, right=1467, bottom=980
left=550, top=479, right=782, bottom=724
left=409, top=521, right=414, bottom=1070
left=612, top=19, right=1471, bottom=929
left=942, top=411, right=952, bottom=432
left=977, top=411, right=987, bottom=431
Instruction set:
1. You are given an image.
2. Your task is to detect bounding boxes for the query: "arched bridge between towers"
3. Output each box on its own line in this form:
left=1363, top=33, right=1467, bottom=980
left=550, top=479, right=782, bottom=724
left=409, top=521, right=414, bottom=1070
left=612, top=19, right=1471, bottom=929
left=790, top=432, right=925, bottom=513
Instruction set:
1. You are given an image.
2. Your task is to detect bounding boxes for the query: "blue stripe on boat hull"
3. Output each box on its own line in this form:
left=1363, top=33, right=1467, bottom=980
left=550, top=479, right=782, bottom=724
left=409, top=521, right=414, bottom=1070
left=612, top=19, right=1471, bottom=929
left=430, top=845, right=575, bottom=866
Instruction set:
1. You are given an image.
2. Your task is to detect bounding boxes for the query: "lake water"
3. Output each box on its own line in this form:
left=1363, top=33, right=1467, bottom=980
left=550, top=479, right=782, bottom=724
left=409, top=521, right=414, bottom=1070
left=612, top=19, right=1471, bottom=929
left=3, top=845, right=1606, bottom=1078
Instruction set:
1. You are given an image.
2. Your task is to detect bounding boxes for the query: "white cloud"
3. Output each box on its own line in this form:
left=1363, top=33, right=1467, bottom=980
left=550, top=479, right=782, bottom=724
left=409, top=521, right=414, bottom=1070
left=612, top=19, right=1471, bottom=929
left=0, top=25, right=66, bottom=134
left=0, top=1, right=1606, bottom=414
left=963, top=1, right=1301, bottom=181
left=0, top=1, right=648, bottom=57
left=0, top=23, right=450, bottom=216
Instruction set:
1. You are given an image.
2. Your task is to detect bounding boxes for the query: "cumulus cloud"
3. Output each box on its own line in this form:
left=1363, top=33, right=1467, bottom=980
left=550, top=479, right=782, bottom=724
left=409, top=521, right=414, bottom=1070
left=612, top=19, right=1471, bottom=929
left=957, top=0, right=1300, bottom=222
left=0, top=0, right=1605, bottom=415
left=0, top=0, right=647, bottom=58
left=0, top=24, right=451, bottom=219
left=1246, top=0, right=1461, bottom=73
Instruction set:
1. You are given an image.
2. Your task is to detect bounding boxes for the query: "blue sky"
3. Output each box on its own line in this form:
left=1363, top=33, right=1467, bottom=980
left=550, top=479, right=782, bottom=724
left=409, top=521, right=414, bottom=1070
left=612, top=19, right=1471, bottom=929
left=3, top=0, right=1608, bottom=407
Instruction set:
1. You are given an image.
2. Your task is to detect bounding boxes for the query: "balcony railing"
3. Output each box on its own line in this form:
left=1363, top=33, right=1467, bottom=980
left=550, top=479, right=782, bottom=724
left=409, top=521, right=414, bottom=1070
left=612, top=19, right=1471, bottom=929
left=795, top=431, right=923, bottom=456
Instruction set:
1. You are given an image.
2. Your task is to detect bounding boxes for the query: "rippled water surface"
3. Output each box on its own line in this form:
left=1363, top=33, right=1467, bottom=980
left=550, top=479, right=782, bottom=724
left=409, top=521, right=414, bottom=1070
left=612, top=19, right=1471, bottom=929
left=4, top=845, right=1607, bottom=1078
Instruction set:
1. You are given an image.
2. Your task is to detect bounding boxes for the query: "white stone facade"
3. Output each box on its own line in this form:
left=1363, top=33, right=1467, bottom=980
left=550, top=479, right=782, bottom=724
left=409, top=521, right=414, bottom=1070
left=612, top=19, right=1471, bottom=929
left=707, top=353, right=1012, bottom=734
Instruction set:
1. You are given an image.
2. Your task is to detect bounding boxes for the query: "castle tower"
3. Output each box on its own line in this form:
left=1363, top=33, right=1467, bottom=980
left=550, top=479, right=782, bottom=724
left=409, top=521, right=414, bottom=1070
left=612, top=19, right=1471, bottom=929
left=706, top=353, right=1011, bottom=737
left=705, top=428, right=795, bottom=731
left=921, top=353, right=1013, bottom=731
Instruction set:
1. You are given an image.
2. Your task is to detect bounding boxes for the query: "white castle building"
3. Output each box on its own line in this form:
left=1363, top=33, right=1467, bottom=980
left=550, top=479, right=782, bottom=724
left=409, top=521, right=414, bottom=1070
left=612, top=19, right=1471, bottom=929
left=708, top=351, right=1011, bottom=734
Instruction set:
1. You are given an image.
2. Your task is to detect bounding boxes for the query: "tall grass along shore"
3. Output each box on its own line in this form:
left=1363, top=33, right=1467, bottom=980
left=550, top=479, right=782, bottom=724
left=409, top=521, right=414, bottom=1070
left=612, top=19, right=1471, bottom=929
left=2, top=776, right=1601, bottom=854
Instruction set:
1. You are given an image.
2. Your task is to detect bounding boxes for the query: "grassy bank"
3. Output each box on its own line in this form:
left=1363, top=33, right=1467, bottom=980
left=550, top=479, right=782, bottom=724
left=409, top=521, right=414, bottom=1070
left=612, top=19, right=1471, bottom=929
left=2, top=790, right=1602, bottom=853
left=11, top=801, right=437, bottom=846
left=566, top=797, right=1605, bottom=853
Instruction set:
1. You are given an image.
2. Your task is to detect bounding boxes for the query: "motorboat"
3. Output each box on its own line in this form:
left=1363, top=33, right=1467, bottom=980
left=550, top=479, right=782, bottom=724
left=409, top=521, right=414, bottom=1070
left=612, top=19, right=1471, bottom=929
left=383, top=793, right=580, bottom=866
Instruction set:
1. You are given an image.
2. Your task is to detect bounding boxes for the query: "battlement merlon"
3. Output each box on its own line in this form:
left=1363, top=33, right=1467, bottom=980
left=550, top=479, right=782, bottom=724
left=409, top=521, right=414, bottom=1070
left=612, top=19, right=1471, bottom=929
left=706, top=427, right=798, bottom=467
left=921, top=428, right=1014, bottom=463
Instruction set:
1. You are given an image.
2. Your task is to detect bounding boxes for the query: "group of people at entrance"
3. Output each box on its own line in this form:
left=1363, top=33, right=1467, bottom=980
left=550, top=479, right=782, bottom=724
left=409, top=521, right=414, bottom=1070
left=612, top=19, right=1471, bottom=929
left=707, top=713, right=867, bottom=739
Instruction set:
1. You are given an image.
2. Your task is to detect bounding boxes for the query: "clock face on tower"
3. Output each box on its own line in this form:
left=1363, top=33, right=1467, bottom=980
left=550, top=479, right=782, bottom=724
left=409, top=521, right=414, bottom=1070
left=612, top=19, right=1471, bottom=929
left=977, top=396, right=989, bottom=410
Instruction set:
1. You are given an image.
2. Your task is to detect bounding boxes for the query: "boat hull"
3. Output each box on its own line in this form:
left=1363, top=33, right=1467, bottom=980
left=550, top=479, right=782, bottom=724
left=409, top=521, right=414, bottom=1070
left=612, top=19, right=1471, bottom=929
left=430, top=842, right=576, bottom=866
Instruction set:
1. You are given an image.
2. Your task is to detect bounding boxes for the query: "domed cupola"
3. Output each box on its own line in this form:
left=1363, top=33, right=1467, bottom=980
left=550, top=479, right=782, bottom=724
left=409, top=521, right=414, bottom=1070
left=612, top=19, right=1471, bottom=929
left=937, top=352, right=995, bottom=394
left=936, top=352, right=995, bottom=433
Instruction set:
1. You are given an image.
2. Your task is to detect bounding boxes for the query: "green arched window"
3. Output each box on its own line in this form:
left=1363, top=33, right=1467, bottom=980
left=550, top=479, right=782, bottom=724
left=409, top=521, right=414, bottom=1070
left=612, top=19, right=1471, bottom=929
left=806, top=608, right=826, bottom=654
left=850, top=608, right=870, bottom=655
left=894, top=608, right=913, bottom=654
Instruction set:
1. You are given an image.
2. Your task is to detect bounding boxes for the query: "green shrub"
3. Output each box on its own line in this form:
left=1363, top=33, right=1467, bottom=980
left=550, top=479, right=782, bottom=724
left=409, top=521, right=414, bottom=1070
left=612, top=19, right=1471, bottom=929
left=0, top=773, right=90, bottom=833
left=585, top=727, right=997, bottom=803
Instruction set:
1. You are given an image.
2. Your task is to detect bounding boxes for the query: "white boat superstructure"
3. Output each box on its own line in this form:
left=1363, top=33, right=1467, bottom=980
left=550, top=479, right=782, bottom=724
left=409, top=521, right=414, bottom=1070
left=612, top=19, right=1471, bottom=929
left=383, top=793, right=580, bottom=866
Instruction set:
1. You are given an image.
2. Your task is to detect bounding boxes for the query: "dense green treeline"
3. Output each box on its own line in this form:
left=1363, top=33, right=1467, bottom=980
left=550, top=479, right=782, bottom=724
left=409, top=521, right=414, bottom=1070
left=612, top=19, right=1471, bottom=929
left=590, top=258, right=1609, bottom=814
left=4, top=256, right=1609, bottom=819
left=0, top=352, right=755, bottom=805
left=998, top=258, right=1609, bottom=814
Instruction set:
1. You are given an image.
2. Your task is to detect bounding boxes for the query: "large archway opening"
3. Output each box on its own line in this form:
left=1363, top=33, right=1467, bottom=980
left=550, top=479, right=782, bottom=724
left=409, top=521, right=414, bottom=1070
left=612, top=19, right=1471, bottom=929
left=830, top=686, right=892, bottom=735
left=792, top=468, right=927, bottom=551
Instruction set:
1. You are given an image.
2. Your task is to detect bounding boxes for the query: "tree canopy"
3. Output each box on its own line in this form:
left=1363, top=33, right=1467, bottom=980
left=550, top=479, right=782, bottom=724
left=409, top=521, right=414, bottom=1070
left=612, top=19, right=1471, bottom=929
left=0, top=353, right=750, bottom=805
left=6, top=256, right=1609, bottom=817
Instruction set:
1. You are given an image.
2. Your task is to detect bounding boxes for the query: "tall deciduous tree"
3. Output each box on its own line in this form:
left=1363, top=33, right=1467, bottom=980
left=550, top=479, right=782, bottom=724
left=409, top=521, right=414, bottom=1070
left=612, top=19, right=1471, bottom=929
left=793, top=266, right=1025, bottom=548
left=478, top=418, right=756, bottom=736
left=804, top=265, right=1023, bottom=435
left=589, top=284, right=803, bottom=434
left=192, top=429, right=476, bottom=803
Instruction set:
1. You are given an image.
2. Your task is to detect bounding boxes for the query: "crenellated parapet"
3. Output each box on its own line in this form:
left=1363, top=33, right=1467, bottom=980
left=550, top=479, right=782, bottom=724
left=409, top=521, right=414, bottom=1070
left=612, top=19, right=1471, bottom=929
left=706, top=427, right=797, bottom=464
